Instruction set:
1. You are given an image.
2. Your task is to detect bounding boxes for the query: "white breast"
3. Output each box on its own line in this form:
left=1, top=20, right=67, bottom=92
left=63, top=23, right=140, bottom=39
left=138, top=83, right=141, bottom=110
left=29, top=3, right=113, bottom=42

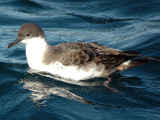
left=24, top=37, right=48, bottom=69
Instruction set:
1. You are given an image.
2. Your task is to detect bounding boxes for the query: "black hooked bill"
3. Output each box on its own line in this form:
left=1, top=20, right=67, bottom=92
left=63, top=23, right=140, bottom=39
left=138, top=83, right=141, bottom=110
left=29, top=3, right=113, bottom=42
left=7, top=38, right=22, bottom=49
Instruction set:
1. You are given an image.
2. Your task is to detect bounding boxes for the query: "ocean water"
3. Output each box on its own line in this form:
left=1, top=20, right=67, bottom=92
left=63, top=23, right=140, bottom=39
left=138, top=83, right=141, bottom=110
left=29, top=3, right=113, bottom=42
left=0, top=0, right=160, bottom=120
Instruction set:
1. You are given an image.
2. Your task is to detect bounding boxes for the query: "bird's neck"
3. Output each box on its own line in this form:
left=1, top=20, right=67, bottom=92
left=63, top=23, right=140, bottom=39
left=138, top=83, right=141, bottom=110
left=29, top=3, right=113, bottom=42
left=25, top=37, right=50, bottom=69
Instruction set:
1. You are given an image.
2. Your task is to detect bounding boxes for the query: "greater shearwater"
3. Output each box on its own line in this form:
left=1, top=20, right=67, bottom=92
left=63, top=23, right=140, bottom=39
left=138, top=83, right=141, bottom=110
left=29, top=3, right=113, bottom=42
left=7, top=23, right=160, bottom=83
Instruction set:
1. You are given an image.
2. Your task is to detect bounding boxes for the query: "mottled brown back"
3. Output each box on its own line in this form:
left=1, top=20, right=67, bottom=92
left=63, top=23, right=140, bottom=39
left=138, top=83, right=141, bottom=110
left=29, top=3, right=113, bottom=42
left=42, top=42, right=142, bottom=71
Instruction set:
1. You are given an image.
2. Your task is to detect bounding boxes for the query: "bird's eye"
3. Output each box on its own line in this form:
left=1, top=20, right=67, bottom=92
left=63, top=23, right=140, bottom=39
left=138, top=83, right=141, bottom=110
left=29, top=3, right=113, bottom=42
left=26, top=34, right=30, bottom=37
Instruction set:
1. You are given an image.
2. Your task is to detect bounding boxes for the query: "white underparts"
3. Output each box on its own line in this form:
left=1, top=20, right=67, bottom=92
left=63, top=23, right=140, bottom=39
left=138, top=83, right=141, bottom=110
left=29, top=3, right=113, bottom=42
left=23, top=37, right=105, bottom=80
left=48, top=62, right=105, bottom=80
left=30, top=61, right=105, bottom=81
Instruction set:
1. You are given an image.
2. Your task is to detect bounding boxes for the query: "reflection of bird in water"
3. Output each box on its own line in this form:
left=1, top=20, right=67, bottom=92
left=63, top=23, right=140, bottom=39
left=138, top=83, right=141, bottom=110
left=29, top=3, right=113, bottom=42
left=20, top=76, right=92, bottom=105
left=20, top=69, right=95, bottom=104
left=8, top=23, right=160, bottom=88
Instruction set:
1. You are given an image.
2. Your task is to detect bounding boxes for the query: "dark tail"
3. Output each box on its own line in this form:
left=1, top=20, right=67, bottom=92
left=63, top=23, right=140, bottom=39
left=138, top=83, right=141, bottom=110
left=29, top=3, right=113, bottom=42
left=122, top=50, right=160, bottom=62
left=127, top=59, right=148, bottom=68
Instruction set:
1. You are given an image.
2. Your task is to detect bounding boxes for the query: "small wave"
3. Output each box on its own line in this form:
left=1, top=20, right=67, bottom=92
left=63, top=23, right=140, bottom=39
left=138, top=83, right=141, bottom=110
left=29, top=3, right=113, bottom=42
left=0, top=61, right=27, bottom=75
left=67, top=13, right=138, bottom=24
left=7, top=0, right=49, bottom=10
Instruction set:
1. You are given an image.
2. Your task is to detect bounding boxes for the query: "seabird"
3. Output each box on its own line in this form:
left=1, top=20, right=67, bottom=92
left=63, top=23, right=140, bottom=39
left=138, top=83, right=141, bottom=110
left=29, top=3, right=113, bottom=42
left=7, top=23, right=160, bottom=84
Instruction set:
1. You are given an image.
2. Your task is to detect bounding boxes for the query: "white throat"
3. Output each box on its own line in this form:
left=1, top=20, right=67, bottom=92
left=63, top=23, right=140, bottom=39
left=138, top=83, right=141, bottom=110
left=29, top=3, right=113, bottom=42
left=22, top=37, right=48, bottom=69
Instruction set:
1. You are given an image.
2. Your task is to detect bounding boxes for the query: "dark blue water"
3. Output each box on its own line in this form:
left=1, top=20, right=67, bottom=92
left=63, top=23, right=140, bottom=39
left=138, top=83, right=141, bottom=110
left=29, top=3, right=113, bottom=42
left=0, top=0, right=160, bottom=120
